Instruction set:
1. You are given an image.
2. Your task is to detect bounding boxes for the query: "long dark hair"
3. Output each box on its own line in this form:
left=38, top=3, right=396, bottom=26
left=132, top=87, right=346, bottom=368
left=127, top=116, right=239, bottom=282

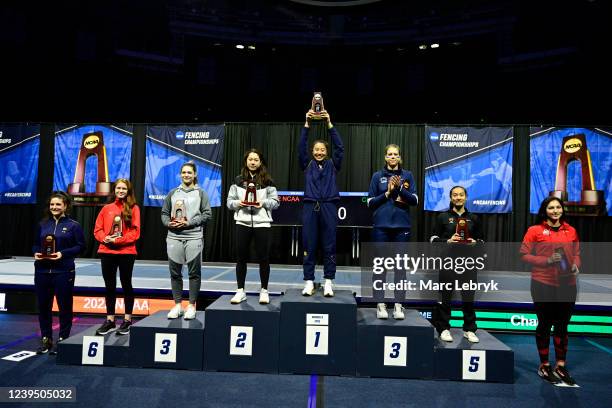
left=43, top=191, right=72, bottom=220
left=448, top=185, right=467, bottom=211
left=536, top=196, right=566, bottom=224
left=240, top=148, right=272, bottom=186
left=181, top=162, right=198, bottom=185
left=109, top=178, right=137, bottom=225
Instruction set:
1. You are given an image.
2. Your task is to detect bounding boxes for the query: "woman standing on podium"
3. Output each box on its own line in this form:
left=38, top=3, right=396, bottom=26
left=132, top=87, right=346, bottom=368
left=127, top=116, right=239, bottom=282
left=299, top=109, right=344, bottom=297
left=367, top=144, right=418, bottom=320
left=520, top=196, right=580, bottom=386
left=33, top=191, right=85, bottom=354
left=227, top=149, right=279, bottom=304
left=93, top=179, right=140, bottom=336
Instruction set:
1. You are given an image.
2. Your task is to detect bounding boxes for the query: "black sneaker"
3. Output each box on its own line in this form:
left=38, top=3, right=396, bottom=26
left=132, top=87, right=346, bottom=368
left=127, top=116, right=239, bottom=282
left=554, top=365, right=576, bottom=386
left=538, top=364, right=560, bottom=384
left=96, top=320, right=116, bottom=335
left=116, top=320, right=132, bottom=335
left=36, top=337, right=53, bottom=354
left=49, top=337, right=64, bottom=356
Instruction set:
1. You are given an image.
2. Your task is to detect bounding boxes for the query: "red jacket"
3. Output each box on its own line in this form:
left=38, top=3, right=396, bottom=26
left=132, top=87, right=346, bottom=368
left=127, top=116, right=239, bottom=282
left=520, top=221, right=580, bottom=287
left=94, top=200, right=140, bottom=255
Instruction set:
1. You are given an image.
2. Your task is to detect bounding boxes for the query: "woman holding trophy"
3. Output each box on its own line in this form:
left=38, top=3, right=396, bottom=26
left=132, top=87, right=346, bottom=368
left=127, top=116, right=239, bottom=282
left=227, top=149, right=280, bottom=304
left=33, top=191, right=85, bottom=354
left=161, top=162, right=212, bottom=320
left=299, top=99, right=344, bottom=297
left=93, top=179, right=141, bottom=335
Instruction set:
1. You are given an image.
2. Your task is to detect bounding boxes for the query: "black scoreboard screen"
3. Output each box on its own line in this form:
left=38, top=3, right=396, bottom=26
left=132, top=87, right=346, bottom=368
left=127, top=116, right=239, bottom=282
left=273, top=191, right=372, bottom=227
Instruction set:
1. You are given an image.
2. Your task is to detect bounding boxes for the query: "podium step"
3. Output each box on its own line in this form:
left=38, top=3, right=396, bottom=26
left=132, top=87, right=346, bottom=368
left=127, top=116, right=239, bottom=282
left=205, top=295, right=280, bottom=373
left=356, top=308, right=435, bottom=379
left=129, top=310, right=205, bottom=370
left=57, top=325, right=130, bottom=367
left=434, top=328, right=514, bottom=383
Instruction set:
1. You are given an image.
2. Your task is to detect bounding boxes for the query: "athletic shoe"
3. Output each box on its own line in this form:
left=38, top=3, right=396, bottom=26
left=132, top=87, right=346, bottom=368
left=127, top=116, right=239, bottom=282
left=393, top=303, right=405, bottom=320
left=36, top=337, right=53, bottom=354
left=554, top=365, right=576, bottom=386
left=538, top=364, right=561, bottom=384
left=116, top=320, right=132, bottom=335
left=96, top=320, right=116, bottom=335
left=463, top=331, right=480, bottom=343
left=184, top=304, right=196, bottom=320
left=49, top=337, right=64, bottom=355
left=323, top=279, right=334, bottom=297
left=376, top=303, right=389, bottom=319
left=231, top=289, right=247, bottom=304
left=259, top=289, right=270, bottom=304
left=439, top=329, right=453, bottom=342
left=167, top=304, right=184, bottom=319
left=302, top=280, right=315, bottom=296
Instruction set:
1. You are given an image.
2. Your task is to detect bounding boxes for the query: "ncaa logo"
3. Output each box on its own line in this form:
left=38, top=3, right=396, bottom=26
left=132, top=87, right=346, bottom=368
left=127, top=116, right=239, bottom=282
left=176, top=131, right=185, bottom=140
left=429, top=132, right=439, bottom=141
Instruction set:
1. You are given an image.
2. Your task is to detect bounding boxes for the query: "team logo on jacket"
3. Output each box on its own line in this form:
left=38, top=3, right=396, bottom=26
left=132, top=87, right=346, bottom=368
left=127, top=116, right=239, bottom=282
left=380, top=177, right=387, bottom=184
left=403, top=180, right=409, bottom=189
left=448, top=218, right=455, bottom=224
left=543, top=229, right=550, bottom=236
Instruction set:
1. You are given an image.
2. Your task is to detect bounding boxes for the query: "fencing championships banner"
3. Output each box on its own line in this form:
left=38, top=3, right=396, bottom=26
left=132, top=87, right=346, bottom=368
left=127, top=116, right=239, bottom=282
left=425, top=126, right=513, bottom=213
left=53, top=125, right=133, bottom=206
left=530, top=127, right=612, bottom=216
left=144, top=125, right=224, bottom=207
left=0, top=124, right=40, bottom=204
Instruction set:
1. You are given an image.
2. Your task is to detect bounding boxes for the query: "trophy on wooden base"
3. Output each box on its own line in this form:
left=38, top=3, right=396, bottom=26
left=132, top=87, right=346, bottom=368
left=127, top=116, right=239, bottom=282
left=310, top=91, right=326, bottom=120
left=110, top=215, right=122, bottom=237
left=41, top=234, right=56, bottom=258
left=242, top=182, right=259, bottom=206
left=455, top=218, right=470, bottom=243
left=171, top=200, right=188, bottom=222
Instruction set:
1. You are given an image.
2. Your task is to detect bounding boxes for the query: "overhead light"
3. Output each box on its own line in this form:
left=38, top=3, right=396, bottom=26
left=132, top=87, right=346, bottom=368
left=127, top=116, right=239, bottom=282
left=248, top=45, right=256, bottom=50
left=431, top=43, right=440, bottom=49
left=418, top=44, right=427, bottom=50
left=235, top=44, right=245, bottom=49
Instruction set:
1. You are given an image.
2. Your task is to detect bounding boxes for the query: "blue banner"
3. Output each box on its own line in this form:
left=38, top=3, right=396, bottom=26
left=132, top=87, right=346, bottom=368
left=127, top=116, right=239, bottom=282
left=144, top=125, right=224, bottom=207
left=0, top=124, right=40, bottom=204
left=53, top=125, right=133, bottom=205
left=530, top=127, right=612, bottom=216
left=425, top=126, right=513, bottom=213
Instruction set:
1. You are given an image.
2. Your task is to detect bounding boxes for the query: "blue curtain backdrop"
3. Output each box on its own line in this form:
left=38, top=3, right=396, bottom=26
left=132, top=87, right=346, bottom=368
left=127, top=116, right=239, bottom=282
left=424, top=126, right=513, bottom=213
left=144, top=125, right=224, bottom=207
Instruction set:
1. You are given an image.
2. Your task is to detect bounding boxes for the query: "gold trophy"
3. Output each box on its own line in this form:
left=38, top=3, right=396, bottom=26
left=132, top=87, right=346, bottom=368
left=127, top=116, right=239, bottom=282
left=310, top=92, right=326, bottom=120
left=41, top=234, right=56, bottom=258
left=110, top=215, right=122, bottom=237
left=455, top=218, right=469, bottom=243
left=171, top=200, right=188, bottom=222
left=242, top=182, right=259, bottom=206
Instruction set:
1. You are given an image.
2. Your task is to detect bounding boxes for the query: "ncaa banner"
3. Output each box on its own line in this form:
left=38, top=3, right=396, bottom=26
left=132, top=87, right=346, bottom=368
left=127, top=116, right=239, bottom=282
left=0, top=124, right=40, bottom=204
left=53, top=125, right=133, bottom=206
left=530, top=127, right=612, bottom=216
left=144, top=125, right=224, bottom=207
left=425, top=126, right=513, bottom=213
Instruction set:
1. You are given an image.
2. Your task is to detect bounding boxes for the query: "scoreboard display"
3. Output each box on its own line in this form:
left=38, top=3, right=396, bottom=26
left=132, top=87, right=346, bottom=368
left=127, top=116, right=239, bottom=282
left=273, top=191, right=372, bottom=227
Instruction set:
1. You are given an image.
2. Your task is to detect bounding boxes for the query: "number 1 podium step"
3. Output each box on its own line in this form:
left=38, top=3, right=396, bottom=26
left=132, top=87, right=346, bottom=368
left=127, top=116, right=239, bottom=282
left=204, top=295, right=280, bottom=373
left=129, top=310, right=205, bottom=370
left=279, top=288, right=357, bottom=376
left=57, top=326, right=130, bottom=367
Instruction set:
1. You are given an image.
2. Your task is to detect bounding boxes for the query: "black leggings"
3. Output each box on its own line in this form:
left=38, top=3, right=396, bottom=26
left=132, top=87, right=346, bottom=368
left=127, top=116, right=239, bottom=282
left=235, top=224, right=271, bottom=289
left=100, top=254, right=136, bottom=316
left=531, top=279, right=576, bottom=364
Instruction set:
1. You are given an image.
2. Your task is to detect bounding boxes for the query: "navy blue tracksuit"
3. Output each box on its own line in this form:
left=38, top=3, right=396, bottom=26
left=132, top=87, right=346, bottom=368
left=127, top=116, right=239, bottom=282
left=33, top=216, right=85, bottom=339
left=298, top=126, right=344, bottom=280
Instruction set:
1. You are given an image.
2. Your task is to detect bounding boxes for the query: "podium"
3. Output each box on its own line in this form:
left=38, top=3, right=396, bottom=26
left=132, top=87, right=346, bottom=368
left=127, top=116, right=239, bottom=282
left=356, top=309, right=435, bottom=379
left=56, top=326, right=130, bottom=367
left=204, top=295, right=280, bottom=374
left=129, top=310, right=205, bottom=370
left=434, top=328, right=514, bottom=383
left=279, top=289, right=357, bottom=376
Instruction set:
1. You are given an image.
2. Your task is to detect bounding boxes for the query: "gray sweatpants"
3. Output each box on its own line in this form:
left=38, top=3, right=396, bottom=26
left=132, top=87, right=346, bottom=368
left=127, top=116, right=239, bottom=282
left=167, top=237, right=203, bottom=304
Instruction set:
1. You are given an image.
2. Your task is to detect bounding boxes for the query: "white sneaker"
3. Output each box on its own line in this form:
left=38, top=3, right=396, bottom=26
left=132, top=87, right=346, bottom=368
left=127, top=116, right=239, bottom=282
left=323, top=279, right=334, bottom=297
left=393, top=303, right=405, bottom=320
left=231, top=289, right=247, bottom=304
left=440, top=329, right=453, bottom=342
left=463, top=331, right=480, bottom=343
left=259, top=288, right=270, bottom=304
left=184, top=304, right=196, bottom=320
left=167, top=304, right=183, bottom=319
left=376, top=303, right=388, bottom=319
left=302, top=280, right=315, bottom=296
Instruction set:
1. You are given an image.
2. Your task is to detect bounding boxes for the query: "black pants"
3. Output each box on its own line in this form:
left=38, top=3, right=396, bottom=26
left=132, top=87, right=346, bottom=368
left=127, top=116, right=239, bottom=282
left=35, top=272, right=75, bottom=339
left=531, top=279, right=576, bottom=363
left=100, top=254, right=136, bottom=316
left=432, top=268, right=477, bottom=333
left=235, top=224, right=271, bottom=289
